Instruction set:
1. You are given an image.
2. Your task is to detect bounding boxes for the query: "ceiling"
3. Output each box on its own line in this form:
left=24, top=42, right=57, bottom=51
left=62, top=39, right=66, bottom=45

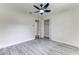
left=2, top=3, right=79, bottom=17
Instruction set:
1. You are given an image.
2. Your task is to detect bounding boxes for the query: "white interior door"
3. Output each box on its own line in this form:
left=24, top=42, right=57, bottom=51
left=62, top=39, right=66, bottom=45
left=44, top=19, right=49, bottom=38
left=35, top=20, right=40, bottom=38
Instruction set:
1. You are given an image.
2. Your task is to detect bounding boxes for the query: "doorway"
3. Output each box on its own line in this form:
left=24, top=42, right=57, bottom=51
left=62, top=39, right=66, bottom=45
left=44, top=19, right=49, bottom=39
left=35, top=19, right=49, bottom=39
left=35, top=20, right=40, bottom=39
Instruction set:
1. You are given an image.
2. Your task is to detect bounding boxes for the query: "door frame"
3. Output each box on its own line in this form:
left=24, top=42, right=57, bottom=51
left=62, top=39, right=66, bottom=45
left=44, top=19, right=50, bottom=39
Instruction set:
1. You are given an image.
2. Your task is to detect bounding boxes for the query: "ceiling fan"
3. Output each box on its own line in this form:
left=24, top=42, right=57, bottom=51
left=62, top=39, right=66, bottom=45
left=33, top=3, right=51, bottom=15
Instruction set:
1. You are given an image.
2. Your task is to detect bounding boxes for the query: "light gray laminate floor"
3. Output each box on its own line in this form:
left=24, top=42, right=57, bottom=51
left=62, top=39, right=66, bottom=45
left=0, top=39, right=79, bottom=55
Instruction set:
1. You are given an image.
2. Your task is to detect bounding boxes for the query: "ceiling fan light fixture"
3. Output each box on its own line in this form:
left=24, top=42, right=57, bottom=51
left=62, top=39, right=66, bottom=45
left=39, top=10, right=44, bottom=13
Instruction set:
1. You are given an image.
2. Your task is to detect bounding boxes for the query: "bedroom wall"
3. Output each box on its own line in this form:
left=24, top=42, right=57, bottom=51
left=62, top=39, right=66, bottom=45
left=45, top=7, right=79, bottom=47
left=0, top=5, right=35, bottom=48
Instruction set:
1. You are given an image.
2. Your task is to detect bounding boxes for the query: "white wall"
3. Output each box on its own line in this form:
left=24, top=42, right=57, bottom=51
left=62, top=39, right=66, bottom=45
left=0, top=5, right=35, bottom=48
left=46, top=7, right=79, bottom=47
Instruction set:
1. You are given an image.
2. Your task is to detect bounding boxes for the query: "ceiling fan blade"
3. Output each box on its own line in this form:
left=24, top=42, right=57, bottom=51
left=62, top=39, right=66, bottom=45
left=34, top=11, right=39, bottom=13
left=44, top=10, right=51, bottom=12
left=33, top=5, right=40, bottom=10
left=43, top=3, right=49, bottom=9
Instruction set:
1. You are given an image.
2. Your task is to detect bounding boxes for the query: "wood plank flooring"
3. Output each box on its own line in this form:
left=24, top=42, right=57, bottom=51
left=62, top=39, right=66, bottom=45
left=0, top=39, right=79, bottom=55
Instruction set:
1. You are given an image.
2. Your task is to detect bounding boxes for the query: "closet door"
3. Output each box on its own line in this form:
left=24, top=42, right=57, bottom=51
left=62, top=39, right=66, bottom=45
left=44, top=19, right=49, bottom=39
